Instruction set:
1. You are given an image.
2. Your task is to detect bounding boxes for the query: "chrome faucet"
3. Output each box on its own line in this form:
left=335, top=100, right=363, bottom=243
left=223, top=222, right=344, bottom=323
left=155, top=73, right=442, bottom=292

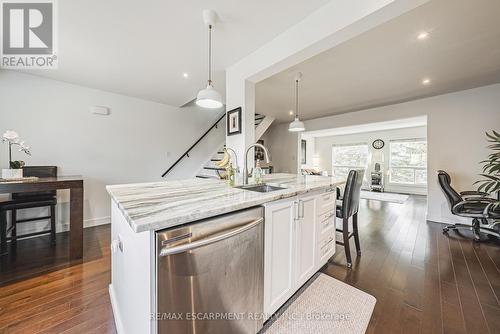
left=225, top=147, right=240, bottom=173
left=244, top=143, right=270, bottom=185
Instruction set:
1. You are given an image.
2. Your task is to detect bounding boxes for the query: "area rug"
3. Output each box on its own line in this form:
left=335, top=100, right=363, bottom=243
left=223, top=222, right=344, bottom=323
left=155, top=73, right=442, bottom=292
left=261, top=273, right=376, bottom=334
left=360, top=190, right=409, bottom=204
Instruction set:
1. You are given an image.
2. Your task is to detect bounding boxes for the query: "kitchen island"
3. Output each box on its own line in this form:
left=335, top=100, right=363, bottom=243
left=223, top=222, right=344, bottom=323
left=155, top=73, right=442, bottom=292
left=107, top=173, right=345, bottom=334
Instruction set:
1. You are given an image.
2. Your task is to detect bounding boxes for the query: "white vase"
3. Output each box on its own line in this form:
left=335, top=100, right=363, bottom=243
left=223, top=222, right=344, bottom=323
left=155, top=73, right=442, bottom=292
left=2, top=168, right=23, bottom=179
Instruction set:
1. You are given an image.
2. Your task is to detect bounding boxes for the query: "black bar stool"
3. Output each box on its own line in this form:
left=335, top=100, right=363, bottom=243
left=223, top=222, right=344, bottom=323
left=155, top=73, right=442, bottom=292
left=0, top=166, right=58, bottom=254
left=335, top=169, right=364, bottom=268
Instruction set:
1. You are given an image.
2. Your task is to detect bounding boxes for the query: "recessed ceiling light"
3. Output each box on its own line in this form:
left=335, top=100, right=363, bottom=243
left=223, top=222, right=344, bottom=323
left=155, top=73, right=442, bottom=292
left=289, top=110, right=294, bottom=115
left=183, top=73, right=189, bottom=78
left=422, top=78, right=431, bottom=85
left=417, top=31, right=429, bottom=40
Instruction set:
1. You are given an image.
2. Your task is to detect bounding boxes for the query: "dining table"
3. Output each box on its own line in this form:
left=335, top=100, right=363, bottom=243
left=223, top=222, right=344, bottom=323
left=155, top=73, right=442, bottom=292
left=0, top=176, right=84, bottom=260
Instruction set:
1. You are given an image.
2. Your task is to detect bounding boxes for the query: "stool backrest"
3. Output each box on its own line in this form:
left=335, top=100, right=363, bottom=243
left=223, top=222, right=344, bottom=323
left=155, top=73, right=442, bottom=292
left=13, top=166, right=58, bottom=199
left=340, top=169, right=364, bottom=219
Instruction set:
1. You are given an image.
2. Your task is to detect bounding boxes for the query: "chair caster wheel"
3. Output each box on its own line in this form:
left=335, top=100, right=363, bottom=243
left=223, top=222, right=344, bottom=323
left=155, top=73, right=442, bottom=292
left=357, top=251, right=361, bottom=256
left=443, top=228, right=449, bottom=234
left=346, top=263, right=352, bottom=268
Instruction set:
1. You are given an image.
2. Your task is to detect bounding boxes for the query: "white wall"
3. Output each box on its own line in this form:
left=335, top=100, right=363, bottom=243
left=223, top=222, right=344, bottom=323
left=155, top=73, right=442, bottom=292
left=313, top=126, right=427, bottom=194
left=0, top=71, right=224, bottom=233
left=261, top=129, right=300, bottom=174
left=263, top=83, right=500, bottom=224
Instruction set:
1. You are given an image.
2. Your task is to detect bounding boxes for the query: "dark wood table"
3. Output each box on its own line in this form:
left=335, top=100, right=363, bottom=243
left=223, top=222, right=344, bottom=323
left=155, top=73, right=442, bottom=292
left=0, top=176, right=84, bottom=260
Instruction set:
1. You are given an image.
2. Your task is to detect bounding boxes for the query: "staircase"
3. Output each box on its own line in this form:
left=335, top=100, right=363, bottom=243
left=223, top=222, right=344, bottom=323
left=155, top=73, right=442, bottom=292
left=161, top=112, right=274, bottom=179
left=195, top=146, right=227, bottom=179
left=195, top=113, right=274, bottom=179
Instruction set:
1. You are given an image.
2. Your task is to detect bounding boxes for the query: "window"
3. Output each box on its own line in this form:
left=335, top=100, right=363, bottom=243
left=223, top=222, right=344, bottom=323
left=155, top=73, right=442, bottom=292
left=389, top=139, right=427, bottom=185
left=332, top=143, right=368, bottom=179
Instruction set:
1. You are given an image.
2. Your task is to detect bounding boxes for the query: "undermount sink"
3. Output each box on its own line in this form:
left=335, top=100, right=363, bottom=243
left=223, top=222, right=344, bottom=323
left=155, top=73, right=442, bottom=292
left=237, top=184, right=286, bottom=193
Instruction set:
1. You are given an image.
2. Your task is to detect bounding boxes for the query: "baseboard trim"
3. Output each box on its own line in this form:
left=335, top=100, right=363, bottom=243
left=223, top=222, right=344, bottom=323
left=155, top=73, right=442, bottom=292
left=84, top=216, right=111, bottom=228
left=109, top=284, right=125, bottom=334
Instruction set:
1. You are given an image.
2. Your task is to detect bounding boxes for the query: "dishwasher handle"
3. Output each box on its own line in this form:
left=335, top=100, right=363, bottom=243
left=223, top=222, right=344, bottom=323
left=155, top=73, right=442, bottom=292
left=159, top=217, right=263, bottom=257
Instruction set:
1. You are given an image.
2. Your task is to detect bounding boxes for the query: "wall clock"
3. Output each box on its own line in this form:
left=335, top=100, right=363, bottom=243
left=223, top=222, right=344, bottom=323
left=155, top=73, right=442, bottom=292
left=372, top=139, right=385, bottom=149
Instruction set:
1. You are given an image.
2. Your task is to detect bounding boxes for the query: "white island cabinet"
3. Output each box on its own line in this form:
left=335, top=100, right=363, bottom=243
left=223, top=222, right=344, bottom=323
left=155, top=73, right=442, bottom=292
left=263, top=198, right=296, bottom=316
left=295, top=193, right=318, bottom=287
left=106, top=174, right=345, bottom=334
left=109, top=201, right=155, bottom=334
left=263, top=189, right=337, bottom=316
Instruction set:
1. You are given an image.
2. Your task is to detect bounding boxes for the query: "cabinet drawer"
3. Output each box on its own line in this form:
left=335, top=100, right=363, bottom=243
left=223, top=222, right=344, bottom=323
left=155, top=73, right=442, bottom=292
left=319, top=230, right=335, bottom=249
left=318, top=210, right=335, bottom=233
left=319, top=236, right=335, bottom=262
left=317, top=190, right=336, bottom=214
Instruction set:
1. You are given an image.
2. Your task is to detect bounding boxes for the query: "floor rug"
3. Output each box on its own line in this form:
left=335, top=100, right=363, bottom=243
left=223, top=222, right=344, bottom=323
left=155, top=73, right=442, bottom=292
left=261, top=273, right=376, bottom=334
left=360, top=190, right=409, bottom=204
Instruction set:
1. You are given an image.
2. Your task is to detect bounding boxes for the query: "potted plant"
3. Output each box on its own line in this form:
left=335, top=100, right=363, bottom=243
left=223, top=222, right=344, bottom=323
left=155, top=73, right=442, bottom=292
left=1, top=130, right=31, bottom=179
left=476, top=130, right=500, bottom=209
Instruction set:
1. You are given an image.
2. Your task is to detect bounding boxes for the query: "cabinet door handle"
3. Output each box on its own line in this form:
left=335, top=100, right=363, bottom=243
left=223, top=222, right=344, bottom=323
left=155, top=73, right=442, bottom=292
left=159, top=218, right=263, bottom=257
left=298, top=200, right=305, bottom=219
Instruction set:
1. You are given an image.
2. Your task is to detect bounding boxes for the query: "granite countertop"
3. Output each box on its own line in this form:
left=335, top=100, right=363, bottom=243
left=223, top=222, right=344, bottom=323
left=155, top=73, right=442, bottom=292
left=106, top=173, right=346, bottom=233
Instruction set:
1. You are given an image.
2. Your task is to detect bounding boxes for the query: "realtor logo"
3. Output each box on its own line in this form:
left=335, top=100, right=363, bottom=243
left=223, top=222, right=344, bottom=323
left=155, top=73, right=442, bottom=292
left=1, top=0, right=57, bottom=68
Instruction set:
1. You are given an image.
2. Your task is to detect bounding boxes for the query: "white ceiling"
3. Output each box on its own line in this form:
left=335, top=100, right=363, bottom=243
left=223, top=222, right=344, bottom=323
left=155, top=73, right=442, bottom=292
left=302, top=116, right=427, bottom=139
left=256, top=0, right=500, bottom=122
left=21, top=0, right=331, bottom=106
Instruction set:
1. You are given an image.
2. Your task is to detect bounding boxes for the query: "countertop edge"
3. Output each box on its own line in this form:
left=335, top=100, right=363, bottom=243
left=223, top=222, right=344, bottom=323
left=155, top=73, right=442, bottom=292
left=109, top=180, right=344, bottom=234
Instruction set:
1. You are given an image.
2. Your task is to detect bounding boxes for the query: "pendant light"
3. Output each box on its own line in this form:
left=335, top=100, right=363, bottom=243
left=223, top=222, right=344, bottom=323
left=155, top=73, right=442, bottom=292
left=196, top=10, right=223, bottom=109
left=289, top=72, right=305, bottom=132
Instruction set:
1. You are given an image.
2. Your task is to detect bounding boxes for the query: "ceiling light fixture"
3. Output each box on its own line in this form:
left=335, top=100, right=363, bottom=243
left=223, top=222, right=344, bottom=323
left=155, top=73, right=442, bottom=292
left=289, top=72, right=305, bottom=132
left=417, top=31, right=429, bottom=40
left=196, top=10, right=223, bottom=109
left=183, top=73, right=189, bottom=78
left=422, top=78, right=431, bottom=85
left=289, top=110, right=294, bottom=115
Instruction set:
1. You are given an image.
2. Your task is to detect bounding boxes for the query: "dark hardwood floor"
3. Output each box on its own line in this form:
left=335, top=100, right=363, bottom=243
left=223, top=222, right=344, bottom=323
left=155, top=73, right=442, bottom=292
left=0, top=196, right=498, bottom=333
left=322, top=196, right=500, bottom=334
left=0, top=226, right=115, bottom=334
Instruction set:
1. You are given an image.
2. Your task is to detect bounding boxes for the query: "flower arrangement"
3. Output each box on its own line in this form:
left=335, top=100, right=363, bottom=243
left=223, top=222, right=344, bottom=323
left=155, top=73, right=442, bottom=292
left=2, top=130, right=31, bottom=169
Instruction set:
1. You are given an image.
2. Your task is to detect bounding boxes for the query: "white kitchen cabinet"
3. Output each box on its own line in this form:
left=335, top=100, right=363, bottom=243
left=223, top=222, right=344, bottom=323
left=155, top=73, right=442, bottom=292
left=264, top=190, right=335, bottom=316
left=295, top=193, right=317, bottom=287
left=263, top=198, right=297, bottom=316
left=316, top=191, right=337, bottom=268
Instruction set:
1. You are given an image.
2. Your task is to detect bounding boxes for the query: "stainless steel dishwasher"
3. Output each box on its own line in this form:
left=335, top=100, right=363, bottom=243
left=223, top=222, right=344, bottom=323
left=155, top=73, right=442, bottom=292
left=156, top=207, right=264, bottom=334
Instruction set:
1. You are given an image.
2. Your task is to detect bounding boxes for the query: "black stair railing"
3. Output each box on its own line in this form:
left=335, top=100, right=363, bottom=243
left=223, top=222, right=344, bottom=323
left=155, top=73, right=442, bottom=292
left=161, top=112, right=226, bottom=177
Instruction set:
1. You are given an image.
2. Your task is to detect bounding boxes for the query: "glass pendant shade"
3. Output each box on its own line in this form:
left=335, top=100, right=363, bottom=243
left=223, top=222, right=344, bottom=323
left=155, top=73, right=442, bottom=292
left=196, top=11, right=223, bottom=109
left=289, top=117, right=305, bottom=132
left=196, top=83, right=223, bottom=109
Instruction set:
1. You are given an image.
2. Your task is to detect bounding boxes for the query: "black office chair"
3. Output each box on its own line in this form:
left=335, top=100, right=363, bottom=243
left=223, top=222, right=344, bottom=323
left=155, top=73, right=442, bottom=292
left=335, top=169, right=364, bottom=268
left=0, top=166, right=58, bottom=254
left=437, top=170, right=499, bottom=241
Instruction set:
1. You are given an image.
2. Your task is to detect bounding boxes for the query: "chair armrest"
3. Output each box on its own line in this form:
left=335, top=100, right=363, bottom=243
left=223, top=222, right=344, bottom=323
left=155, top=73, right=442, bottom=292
left=464, top=197, right=496, bottom=202
left=336, top=187, right=341, bottom=200
left=460, top=190, right=489, bottom=197
left=452, top=199, right=492, bottom=212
